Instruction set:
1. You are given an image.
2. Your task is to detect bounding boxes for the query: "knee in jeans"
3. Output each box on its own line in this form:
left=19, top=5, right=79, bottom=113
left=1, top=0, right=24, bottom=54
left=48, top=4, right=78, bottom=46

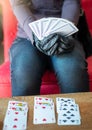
left=12, top=62, right=29, bottom=78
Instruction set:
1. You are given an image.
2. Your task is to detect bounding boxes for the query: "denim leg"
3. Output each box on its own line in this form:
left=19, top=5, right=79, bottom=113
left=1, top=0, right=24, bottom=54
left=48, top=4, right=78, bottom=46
left=51, top=39, right=89, bottom=93
left=9, top=37, right=48, bottom=96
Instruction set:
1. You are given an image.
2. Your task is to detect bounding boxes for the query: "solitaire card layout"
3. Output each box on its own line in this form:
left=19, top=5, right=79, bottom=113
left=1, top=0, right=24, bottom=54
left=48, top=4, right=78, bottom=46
left=3, top=96, right=81, bottom=129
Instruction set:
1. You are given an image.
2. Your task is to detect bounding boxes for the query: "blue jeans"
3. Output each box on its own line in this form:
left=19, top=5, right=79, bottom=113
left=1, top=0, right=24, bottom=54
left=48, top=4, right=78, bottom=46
left=9, top=37, right=89, bottom=96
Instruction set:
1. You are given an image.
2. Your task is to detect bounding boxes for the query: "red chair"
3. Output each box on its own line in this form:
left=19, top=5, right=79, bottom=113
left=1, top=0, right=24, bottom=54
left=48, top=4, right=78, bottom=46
left=0, top=0, right=92, bottom=97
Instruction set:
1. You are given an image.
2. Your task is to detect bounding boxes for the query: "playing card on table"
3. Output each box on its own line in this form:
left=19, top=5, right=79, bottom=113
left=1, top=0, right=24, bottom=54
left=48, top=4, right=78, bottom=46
left=3, top=110, right=27, bottom=130
left=56, top=97, right=81, bottom=125
left=7, top=100, right=28, bottom=112
left=33, top=96, right=56, bottom=124
left=57, top=111, right=81, bottom=125
left=34, top=96, right=53, bottom=106
left=3, top=100, right=28, bottom=130
left=56, top=97, right=75, bottom=113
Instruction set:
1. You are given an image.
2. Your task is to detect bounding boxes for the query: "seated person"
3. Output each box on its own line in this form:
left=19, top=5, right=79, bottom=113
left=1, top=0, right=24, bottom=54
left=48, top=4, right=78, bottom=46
left=9, top=0, right=89, bottom=96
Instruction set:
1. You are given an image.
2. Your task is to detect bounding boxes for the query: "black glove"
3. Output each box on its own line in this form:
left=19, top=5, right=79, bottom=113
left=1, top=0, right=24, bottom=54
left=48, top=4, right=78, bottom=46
left=56, top=35, right=75, bottom=54
left=33, top=33, right=74, bottom=56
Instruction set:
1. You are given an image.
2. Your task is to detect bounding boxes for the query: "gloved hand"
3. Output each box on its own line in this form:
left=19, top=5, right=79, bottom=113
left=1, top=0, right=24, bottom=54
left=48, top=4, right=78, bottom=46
left=56, top=35, right=75, bottom=54
left=33, top=33, right=59, bottom=55
left=33, top=33, right=75, bottom=56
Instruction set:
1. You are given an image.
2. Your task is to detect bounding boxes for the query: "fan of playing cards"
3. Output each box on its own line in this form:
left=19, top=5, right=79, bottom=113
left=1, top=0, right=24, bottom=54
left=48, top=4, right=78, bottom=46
left=29, top=17, right=78, bottom=40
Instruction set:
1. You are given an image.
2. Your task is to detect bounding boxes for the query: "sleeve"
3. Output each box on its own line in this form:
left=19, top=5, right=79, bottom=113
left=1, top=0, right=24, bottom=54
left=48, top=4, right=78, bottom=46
left=61, top=0, right=80, bottom=25
left=9, top=0, right=36, bottom=43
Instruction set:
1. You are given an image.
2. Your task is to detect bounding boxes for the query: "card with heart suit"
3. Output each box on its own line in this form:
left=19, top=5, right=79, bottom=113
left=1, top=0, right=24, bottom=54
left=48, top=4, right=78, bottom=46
left=33, top=96, right=56, bottom=124
left=34, top=96, right=54, bottom=106
left=3, top=110, right=27, bottom=130
left=7, top=100, right=28, bottom=112
left=29, top=17, right=78, bottom=40
left=3, top=101, right=28, bottom=130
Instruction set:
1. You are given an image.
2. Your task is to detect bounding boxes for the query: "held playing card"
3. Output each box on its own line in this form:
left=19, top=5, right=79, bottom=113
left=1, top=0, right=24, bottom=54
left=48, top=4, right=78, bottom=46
left=45, top=18, right=68, bottom=36
left=42, top=17, right=62, bottom=37
left=29, top=17, right=78, bottom=40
